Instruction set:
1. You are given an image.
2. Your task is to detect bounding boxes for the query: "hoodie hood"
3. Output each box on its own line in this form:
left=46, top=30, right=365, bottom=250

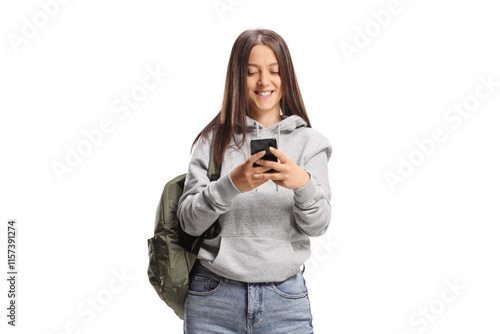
left=240, top=114, right=308, bottom=191
left=242, top=114, right=308, bottom=148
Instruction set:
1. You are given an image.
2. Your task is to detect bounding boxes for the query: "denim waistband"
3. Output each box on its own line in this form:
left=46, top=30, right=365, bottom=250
left=192, top=261, right=255, bottom=286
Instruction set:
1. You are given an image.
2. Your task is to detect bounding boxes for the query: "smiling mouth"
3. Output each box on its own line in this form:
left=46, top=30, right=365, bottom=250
left=255, top=90, right=274, bottom=97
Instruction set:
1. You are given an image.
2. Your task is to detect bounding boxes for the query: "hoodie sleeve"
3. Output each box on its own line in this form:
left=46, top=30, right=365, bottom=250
left=292, top=135, right=332, bottom=237
left=177, top=131, right=243, bottom=237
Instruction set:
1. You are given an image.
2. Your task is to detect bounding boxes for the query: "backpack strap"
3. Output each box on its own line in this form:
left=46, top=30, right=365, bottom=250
left=208, top=127, right=221, bottom=180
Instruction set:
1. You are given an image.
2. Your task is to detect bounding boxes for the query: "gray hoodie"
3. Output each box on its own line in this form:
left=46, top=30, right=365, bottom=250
left=177, top=114, right=332, bottom=283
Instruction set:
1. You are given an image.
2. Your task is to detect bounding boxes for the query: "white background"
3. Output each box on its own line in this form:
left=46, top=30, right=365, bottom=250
left=1, top=0, right=499, bottom=333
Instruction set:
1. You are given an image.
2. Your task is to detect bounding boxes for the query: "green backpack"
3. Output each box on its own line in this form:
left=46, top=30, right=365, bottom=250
left=147, top=130, right=220, bottom=320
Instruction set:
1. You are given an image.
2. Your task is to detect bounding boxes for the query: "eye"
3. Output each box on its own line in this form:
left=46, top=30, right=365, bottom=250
left=271, top=71, right=280, bottom=75
left=248, top=72, right=257, bottom=76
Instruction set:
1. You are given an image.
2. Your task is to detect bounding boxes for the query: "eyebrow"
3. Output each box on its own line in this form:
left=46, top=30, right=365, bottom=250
left=247, top=62, right=279, bottom=67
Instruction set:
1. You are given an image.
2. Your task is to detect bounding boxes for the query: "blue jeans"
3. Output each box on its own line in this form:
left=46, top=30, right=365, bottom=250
left=184, top=261, right=314, bottom=333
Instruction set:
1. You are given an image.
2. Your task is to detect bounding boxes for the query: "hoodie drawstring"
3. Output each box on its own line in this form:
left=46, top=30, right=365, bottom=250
left=277, top=124, right=280, bottom=152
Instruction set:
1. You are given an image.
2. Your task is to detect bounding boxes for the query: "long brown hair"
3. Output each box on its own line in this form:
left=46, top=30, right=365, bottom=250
left=190, top=28, right=312, bottom=167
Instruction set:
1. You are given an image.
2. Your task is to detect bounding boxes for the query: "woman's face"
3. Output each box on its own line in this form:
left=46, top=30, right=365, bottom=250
left=246, top=44, right=282, bottom=118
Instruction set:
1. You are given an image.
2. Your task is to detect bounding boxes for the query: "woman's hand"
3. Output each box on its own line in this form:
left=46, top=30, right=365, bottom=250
left=230, top=150, right=274, bottom=192
left=252, top=147, right=310, bottom=190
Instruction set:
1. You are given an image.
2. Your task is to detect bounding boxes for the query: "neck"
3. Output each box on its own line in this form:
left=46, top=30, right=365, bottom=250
left=249, top=110, right=282, bottom=128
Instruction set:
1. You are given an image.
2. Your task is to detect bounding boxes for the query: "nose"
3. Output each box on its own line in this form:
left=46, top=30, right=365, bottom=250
left=258, top=72, right=270, bottom=86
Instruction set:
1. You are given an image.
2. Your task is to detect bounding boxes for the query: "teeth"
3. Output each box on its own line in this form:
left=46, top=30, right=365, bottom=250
left=257, top=91, right=272, bottom=96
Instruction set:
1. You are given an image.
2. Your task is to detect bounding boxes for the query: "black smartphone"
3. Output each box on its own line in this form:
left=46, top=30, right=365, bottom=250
left=250, top=138, right=277, bottom=173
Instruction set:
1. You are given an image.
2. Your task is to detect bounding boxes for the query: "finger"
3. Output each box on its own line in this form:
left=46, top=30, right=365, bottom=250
left=253, top=171, right=281, bottom=180
left=254, top=158, right=283, bottom=172
left=248, top=150, right=267, bottom=164
left=269, top=147, right=287, bottom=163
left=253, top=165, right=273, bottom=173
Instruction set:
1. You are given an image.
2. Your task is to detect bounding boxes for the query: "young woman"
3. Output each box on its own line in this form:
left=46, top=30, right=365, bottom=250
left=177, top=28, right=332, bottom=333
